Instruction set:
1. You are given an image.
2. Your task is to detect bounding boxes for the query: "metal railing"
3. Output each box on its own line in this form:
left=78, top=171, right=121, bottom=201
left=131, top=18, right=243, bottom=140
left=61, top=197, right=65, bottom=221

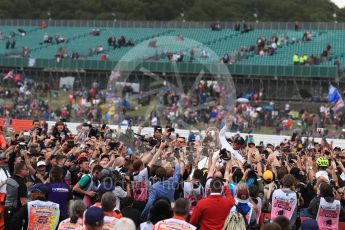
left=0, top=19, right=345, bottom=30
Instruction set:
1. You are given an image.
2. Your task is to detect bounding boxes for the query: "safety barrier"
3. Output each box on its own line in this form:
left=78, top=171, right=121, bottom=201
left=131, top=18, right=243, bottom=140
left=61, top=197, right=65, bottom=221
left=1, top=19, right=345, bottom=30
left=0, top=57, right=337, bottom=78
left=1, top=119, right=345, bottom=147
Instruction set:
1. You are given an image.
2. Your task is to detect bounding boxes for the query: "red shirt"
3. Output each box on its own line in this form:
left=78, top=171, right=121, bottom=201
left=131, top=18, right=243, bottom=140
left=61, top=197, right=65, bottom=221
left=189, top=185, right=235, bottom=230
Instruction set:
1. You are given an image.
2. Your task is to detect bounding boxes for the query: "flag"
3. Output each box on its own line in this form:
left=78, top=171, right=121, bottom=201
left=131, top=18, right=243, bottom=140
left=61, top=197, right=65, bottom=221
left=334, top=97, right=344, bottom=111
left=3, top=70, right=14, bottom=80
left=328, top=85, right=344, bottom=111
left=109, top=70, right=120, bottom=81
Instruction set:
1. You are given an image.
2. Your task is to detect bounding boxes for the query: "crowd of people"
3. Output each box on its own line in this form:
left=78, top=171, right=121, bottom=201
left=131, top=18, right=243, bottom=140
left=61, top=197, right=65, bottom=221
left=1, top=73, right=345, bottom=139
left=0, top=117, right=344, bottom=230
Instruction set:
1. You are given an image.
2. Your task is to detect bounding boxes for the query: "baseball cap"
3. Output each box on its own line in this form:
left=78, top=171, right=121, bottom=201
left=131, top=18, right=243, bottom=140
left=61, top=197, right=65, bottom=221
left=301, top=218, right=319, bottom=230
left=236, top=186, right=249, bottom=202
left=233, top=136, right=245, bottom=145
left=154, top=126, right=162, bottom=132
left=36, top=161, right=46, bottom=167
left=78, top=156, right=88, bottom=164
left=84, top=206, right=104, bottom=227
left=263, top=170, right=274, bottom=181
left=30, top=183, right=48, bottom=194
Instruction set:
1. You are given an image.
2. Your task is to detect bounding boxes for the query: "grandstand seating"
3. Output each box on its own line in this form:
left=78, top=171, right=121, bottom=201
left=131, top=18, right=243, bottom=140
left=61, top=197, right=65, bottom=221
left=0, top=25, right=343, bottom=75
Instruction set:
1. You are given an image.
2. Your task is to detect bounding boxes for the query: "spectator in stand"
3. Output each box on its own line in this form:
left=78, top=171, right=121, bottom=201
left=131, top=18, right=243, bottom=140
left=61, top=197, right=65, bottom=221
left=295, top=21, right=300, bottom=31
left=10, top=38, right=15, bottom=49
left=234, top=21, right=240, bottom=31
left=100, top=53, right=108, bottom=60
left=107, top=36, right=113, bottom=46
left=22, top=47, right=30, bottom=57
left=211, top=22, right=221, bottom=31
left=293, top=53, right=299, bottom=65
left=91, top=28, right=100, bottom=36
left=221, top=52, right=230, bottom=64
left=127, top=39, right=135, bottom=47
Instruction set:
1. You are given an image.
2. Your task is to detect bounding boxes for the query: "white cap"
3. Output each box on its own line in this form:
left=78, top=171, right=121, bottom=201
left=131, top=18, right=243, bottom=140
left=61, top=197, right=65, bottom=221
left=37, top=161, right=46, bottom=167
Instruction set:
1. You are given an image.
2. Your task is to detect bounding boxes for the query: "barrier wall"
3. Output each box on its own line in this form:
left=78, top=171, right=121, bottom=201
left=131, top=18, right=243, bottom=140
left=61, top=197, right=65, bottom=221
left=0, top=57, right=337, bottom=78
left=2, top=119, right=345, bottom=147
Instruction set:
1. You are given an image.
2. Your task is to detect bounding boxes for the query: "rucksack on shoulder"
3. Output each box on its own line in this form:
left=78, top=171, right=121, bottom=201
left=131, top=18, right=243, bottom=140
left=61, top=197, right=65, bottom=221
left=223, top=211, right=247, bottom=230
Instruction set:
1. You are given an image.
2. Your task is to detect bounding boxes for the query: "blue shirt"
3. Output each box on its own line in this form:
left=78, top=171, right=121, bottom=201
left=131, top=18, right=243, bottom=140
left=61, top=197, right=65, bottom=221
left=46, top=182, right=71, bottom=217
left=141, top=164, right=180, bottom=220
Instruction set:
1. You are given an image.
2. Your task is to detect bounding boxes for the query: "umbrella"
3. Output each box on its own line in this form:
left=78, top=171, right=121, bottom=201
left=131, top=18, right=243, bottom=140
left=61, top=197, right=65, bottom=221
left=236, top=98, right=249, bottom=103
left=264, top=105, right=273, bottom=110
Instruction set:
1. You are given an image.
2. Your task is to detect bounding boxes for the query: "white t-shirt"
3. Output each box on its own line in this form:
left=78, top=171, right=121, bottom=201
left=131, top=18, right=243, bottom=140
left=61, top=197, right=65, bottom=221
left=140, top=221, right=153, bottom=230
left=0, top=167, right=10, bottom=193
left=316, top=170, right=330, bottom=182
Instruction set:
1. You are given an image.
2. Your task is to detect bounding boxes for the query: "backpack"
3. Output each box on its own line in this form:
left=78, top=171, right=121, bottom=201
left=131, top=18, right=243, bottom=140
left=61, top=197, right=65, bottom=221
left=223, top=210, right=246, bottom=230
left=223, top=204, right=259, bottom=230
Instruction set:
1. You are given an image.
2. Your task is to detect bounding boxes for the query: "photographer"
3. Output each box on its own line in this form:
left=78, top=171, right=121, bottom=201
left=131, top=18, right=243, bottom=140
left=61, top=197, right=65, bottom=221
left=72, top=164, right=102, bottom=207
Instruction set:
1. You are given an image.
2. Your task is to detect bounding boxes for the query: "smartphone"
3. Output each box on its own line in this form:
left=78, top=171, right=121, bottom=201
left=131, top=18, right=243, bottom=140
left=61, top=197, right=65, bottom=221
left=24, top=132, right=30, bottom=142
left=67, top=141, right=75, bottom=149
left=202, top=147, right=209, bottom=157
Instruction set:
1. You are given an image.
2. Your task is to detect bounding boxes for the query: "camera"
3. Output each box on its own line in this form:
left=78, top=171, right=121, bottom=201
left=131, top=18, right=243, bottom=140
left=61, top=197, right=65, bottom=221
left=67, top=140, right=75, bottom=149
left=19, top=142, right=27, bottom=150
left=173, top=148, right=180, bottom=159
left=219, top=148, right=231, bottom=161
left=202, top=147, right=209, bottom=157
left=109, top=142, right=120, bottom=150
left=243, top=161, right=252, bottom=170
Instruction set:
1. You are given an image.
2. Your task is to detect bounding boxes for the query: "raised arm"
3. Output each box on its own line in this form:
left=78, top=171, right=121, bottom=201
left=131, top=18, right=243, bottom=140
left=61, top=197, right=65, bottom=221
left=147, top=145, right=163, bottom=169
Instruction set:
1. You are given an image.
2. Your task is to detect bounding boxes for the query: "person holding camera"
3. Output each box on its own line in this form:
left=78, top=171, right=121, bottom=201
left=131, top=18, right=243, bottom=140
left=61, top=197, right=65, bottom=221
left=190, top=178, right=235, bottom=230
left=141, top=140, right=181, bottom=220
left=72, top=164, right=102, bottom=207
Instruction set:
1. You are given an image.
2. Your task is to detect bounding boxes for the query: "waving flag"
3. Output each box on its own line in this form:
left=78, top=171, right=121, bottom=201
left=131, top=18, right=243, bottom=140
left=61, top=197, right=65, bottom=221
left=3, top=70, right=14, bottom=80
left=328, top=85, right=344, bottom=111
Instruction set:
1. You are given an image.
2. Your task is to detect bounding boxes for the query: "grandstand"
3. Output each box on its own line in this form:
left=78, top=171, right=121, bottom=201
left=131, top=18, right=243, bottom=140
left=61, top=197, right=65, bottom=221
left=0, top=20, right=344, bottom=100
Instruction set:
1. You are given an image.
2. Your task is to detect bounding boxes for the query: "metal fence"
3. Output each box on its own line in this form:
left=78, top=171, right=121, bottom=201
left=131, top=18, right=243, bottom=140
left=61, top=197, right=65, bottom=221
left=0, top=19, right=345, bottom=30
